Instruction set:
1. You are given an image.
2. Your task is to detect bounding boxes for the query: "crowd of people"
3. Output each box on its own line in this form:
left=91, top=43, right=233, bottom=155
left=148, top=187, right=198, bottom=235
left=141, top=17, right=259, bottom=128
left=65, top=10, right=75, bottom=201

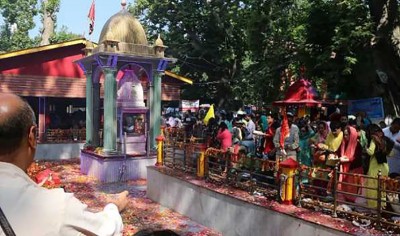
left=163, top=107, right=400, bottom=210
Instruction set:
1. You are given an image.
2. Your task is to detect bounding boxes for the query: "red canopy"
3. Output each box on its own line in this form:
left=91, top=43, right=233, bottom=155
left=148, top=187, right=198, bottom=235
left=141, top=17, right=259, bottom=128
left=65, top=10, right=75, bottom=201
left=273, top=79, right=324, bottom=107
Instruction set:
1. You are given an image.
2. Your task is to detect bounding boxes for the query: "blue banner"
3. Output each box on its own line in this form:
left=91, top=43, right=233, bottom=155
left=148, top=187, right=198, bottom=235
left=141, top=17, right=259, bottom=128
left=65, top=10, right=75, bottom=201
left=347, top=97, right=384, bottom=120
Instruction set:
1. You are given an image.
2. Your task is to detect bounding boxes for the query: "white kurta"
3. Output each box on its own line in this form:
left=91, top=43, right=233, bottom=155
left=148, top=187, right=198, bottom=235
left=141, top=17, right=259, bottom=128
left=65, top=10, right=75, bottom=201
left=0, top=162, right=123, bottom=236
left=383, top=127, right=400, bottom=174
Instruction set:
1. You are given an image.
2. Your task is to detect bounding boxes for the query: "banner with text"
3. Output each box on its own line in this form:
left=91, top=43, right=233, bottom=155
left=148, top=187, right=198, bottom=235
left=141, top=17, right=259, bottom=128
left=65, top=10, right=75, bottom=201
left=181, top=100, right=200, bottom=112
left=348, top=97, right=384, bottom=120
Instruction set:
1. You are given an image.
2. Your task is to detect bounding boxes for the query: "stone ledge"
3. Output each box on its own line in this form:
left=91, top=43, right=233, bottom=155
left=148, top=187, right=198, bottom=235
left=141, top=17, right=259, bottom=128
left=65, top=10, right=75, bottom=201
left=80, top=151, right=156, bottom=182
left=147, top=166, right=378, bottom=236
left=35, top=143, right=85, bottom=160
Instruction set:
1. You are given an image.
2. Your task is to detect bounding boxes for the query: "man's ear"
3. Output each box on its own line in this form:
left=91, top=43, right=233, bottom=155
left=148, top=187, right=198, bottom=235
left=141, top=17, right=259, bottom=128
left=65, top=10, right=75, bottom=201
left=28, top=125, right=37, bottom=149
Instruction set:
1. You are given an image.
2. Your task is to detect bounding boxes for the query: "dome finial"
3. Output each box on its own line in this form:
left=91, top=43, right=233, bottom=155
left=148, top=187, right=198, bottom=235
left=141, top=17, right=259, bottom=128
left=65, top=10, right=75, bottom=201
left=121, top=0, right=127, bottom=9
left=155, top=34, right=164, bottom=47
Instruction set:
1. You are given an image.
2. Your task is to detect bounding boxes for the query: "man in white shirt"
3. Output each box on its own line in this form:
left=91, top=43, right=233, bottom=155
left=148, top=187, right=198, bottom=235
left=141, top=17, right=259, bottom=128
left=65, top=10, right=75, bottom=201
left=273, top=112, right=300, bottom=160
left=0, top=93, right=128, bottom=236
left=383, top=118, right=400, bottom=174
left=240, top=114, right=256, bottom=153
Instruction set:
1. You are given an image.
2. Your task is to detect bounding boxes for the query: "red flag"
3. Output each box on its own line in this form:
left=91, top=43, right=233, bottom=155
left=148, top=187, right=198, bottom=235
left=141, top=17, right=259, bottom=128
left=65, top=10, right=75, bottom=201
left=280, top=108, right=289, bottom=149
left=88, top=0, right=95, bottom=35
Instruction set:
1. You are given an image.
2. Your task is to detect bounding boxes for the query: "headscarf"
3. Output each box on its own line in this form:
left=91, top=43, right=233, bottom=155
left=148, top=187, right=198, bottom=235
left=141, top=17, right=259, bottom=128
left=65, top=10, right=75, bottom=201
left=340, top=126, right=358, bottom=162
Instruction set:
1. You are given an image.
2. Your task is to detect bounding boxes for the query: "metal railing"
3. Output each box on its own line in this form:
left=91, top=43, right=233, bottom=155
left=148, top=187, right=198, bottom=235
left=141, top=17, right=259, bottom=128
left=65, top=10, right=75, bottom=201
left=205, top=147, right=280, bottom=198
left=163, top=127, right=205, bottom=175
left=159, top=132, right=400, bottom=232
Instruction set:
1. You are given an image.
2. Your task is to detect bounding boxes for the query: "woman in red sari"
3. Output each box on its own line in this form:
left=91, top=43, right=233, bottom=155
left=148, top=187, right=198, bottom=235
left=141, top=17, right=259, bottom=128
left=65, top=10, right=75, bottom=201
left=338, top=125, right=363, bottom=202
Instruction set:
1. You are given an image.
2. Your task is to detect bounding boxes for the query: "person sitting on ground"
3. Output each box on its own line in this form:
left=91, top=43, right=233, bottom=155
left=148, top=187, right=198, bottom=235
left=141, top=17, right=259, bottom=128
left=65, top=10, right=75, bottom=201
left=0, top=93, right=128, bottom=236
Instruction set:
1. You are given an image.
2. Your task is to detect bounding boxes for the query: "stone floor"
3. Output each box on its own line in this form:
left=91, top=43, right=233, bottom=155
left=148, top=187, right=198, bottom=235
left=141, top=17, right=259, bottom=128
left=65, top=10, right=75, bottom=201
left=28, top=159, right=221, bottom=236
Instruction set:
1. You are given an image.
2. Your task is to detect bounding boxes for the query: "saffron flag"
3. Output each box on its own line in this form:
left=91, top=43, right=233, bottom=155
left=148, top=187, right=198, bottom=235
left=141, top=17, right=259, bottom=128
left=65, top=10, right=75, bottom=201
left=88, top=0, right=95, bottom=35
left=203, top=104, right=215, bottom=125
left=279, top=108, right=289, bottom=149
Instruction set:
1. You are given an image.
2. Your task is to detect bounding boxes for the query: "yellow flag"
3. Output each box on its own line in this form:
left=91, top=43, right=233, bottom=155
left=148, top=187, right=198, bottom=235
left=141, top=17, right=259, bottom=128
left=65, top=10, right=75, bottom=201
left=203, top=104, right=215, bottom=125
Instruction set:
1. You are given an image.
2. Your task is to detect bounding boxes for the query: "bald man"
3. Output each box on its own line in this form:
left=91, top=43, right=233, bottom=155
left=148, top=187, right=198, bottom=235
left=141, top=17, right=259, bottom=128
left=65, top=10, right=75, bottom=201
left=0, top=93, right=128, bottom=236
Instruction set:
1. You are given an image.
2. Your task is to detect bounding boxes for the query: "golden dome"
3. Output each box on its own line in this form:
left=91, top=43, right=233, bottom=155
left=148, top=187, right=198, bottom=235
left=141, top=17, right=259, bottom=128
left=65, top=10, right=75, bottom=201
left=98, top=10, right=148, bottom=45
left=155, top=34, right=165, bottom=47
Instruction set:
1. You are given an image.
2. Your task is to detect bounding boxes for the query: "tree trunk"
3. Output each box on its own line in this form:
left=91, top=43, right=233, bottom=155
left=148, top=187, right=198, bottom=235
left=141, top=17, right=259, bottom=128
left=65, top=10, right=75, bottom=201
left=40, top=0, right=55, bottom=46
left=368, top=0, right=400, bottom=116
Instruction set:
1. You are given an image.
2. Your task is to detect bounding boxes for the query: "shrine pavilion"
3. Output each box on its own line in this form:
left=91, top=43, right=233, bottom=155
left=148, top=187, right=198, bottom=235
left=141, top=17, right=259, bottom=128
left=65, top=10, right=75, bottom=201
left=0, top=39, right=190, bottom=159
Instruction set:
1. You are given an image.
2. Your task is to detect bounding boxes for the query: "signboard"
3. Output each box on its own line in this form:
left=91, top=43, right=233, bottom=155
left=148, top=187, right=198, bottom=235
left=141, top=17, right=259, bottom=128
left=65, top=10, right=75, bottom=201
left=348, top=97, right=384, bottom=120
left=181, top=100, right=200, bottom=112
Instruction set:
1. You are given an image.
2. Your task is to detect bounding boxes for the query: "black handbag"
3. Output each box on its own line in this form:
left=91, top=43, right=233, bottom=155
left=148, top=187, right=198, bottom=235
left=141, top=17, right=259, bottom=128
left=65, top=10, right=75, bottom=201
left=0, top=207, right=16, bottom=236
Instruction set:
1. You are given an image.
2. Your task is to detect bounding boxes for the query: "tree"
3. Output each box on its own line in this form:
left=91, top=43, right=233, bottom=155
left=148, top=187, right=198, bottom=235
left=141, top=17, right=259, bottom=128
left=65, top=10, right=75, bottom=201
left=304, top=0, right=373, bottom=98
left=0, top=0, right=38, bottom=51
left=49, top=25, right=82, bottom=44
left=131, top=0, right=249, bottom=108
left=366, top=0, right=400, bottom=115
left=128, top=1, right=400, bottom=114
left=39, top=0, right=60, bottom=46
left=245, top=0, right=310, bottom=105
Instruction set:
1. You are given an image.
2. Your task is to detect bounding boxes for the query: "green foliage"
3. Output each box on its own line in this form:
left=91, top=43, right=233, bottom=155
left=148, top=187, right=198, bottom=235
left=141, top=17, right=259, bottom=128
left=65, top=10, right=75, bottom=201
left=0, top=0, right=396, bottom=110
left=0, top=0, right=38, bottom=51
left=40, top=0, right=60, bottom=24
left=129, top=0, right=376, bottom=105
left=48, top=26, right=81, bottom=44
left=42, top=0, right=60, bottom=14
left=244, top=0, right=311, bottom=104
left=131, top=0, right=249, bottom=108
left=304, top=0, right=373, bottom=97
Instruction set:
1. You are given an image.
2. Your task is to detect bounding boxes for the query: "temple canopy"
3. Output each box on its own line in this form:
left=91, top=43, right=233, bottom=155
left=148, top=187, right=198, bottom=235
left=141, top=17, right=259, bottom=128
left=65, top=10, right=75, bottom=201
left=75, top=1, right=176, bottom=155
left=273, top=79, right=324, bottom=107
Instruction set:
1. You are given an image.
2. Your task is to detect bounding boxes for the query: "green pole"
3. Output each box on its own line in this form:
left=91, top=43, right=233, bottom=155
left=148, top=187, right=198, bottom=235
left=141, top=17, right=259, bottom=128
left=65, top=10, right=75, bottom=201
left=151, top=71, right=162, bottom=149
left=103, top=68, right=117, bottom=154
left=92, top=83, right=100, bottom=147
left=85, top=72, right=93, bottom=145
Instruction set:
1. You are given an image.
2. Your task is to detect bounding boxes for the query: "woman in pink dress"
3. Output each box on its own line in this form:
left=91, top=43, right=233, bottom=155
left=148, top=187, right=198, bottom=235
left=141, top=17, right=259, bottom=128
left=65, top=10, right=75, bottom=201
left=216, top=122, right=232, bottom=151
left=338, top=125, right=363, bottom=202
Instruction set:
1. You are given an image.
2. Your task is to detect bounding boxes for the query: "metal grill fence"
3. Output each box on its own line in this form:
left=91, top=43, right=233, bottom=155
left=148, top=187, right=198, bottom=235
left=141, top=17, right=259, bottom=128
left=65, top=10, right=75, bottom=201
left=160, top=128, right=400, bottom=232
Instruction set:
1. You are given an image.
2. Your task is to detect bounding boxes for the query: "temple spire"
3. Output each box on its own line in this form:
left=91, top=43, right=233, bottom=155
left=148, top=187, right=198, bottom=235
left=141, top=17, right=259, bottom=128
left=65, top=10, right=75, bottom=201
left=121, top=0, right=127, bottom=9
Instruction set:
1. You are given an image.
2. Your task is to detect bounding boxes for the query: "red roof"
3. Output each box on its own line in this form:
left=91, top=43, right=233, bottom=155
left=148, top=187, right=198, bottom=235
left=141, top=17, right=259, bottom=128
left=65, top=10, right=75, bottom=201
left=273, top=79, right=323, bottom=107
left=0, top=39, right=190, bottom=100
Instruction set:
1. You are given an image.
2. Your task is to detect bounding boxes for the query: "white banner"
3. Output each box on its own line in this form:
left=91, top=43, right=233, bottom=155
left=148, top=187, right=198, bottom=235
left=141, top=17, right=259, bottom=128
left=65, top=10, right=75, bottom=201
left=181, top=100, right=200, bottom=112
